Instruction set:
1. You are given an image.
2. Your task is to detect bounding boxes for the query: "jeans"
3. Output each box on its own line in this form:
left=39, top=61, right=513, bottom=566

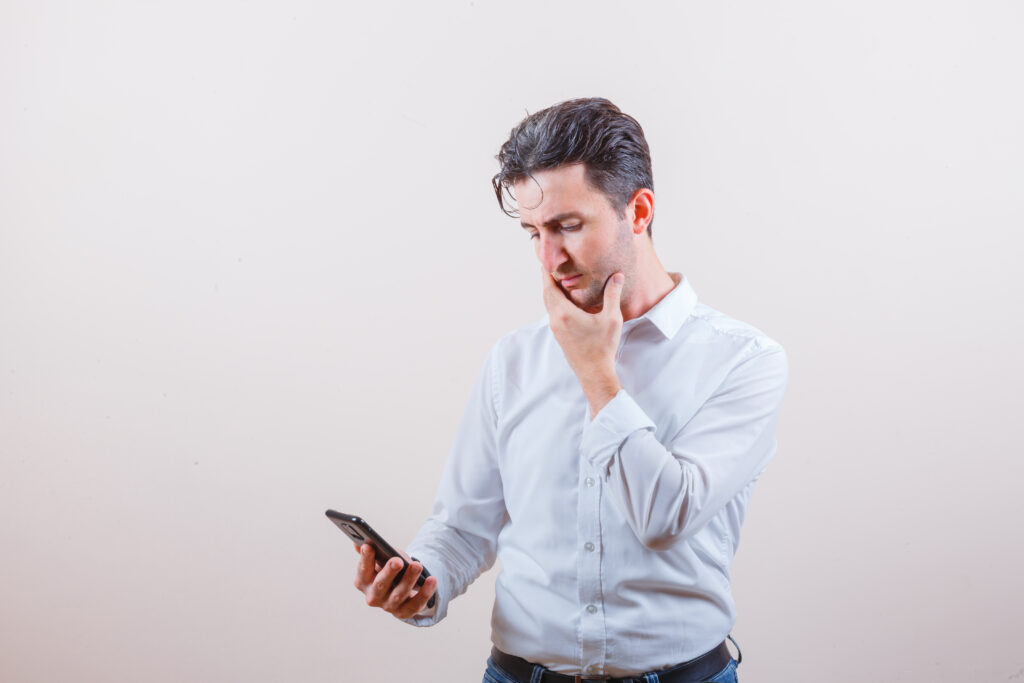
left=482, top=656, right=739, bottom=683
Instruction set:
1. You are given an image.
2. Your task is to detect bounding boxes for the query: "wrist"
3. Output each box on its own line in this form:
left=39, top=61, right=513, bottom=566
left=581, top=370, right=621, bottom=418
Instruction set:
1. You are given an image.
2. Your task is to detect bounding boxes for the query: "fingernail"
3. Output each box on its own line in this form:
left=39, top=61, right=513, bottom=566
left=613, top=273, right=624, bottom=284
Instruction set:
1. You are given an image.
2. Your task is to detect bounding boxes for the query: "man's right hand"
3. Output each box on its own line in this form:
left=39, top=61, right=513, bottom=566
left=353, top=543, right=438, bottom=620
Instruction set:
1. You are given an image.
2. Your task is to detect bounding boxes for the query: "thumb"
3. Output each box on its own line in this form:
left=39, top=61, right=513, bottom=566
left=603, top=272, right=625, bottom=315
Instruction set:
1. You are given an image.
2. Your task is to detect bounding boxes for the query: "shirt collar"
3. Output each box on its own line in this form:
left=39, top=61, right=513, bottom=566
left=626, top=272, right=698, bottom=340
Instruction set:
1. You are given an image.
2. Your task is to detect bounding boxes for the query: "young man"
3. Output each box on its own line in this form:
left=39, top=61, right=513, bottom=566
left=353, top=98, right=788, bottom=683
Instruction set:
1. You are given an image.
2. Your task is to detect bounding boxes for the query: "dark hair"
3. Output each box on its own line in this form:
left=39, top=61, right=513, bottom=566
left=491, top=97, right=655, bottom=236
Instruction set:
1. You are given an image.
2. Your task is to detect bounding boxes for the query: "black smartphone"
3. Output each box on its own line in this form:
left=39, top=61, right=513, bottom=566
left=325, top=510, right=436, bottom=609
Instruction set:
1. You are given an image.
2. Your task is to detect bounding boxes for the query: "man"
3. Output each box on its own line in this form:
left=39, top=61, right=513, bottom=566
left=352, top=97, right=788, bottom=683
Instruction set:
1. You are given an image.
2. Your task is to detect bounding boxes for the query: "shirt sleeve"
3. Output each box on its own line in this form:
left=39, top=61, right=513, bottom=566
left=579, top=343, right=789, bottom=550
left=400, top=342, right=508, bottom=626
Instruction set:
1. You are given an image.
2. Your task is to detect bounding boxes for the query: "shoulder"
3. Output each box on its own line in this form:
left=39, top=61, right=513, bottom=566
left=675, top=302, right=788, bottom=393
left=685, top=301, right=785, bottom=356
left=487, top=315, right=554, bottom=366
left=476, top=316, right=568, bottom=407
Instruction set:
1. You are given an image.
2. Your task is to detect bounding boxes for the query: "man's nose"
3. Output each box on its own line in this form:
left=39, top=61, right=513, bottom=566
left=537, top=234, right=568, bottom=273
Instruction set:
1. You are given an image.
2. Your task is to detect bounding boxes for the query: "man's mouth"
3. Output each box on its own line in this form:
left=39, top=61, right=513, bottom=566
left=558, top=274, right=582, bottom=288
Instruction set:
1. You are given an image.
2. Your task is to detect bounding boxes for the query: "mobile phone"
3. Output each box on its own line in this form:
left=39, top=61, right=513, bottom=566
left=325, top=510, right=436, bottom=609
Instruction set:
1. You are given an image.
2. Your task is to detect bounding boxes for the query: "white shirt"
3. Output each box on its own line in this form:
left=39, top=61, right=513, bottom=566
left=405, top=273, right=789, bottom=677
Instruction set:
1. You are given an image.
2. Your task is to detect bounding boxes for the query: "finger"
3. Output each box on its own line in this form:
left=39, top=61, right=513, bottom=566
left=540, top=265, right=557, bottom=290
left=540, top=268, right=561, bottom=310
left=542, top=270, right=577, bottom=320
left=364, top=556, right=403, bottom=607
left=383, top=561, right=423, bottom=612
left=602, top=272, right=625, bottom=315
left=395, top=575, right=438, bottom=620
left=354, top=543, right=376, bottom=590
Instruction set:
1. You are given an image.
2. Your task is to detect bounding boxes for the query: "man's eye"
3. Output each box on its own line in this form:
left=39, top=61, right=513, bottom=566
left=528, top=233, right=539, bottom=240
left=561, top=224, right=582, bottom=232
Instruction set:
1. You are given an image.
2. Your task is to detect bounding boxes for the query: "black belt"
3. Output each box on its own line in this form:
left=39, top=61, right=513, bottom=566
left=489, top=640, right=733, bottom=683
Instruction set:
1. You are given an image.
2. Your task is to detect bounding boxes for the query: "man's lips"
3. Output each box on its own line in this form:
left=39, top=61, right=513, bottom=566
left=557, top=274, right=582, bottom=288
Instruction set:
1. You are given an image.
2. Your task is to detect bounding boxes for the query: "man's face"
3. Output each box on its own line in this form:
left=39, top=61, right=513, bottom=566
left=516, top=164, right=637, bottom=313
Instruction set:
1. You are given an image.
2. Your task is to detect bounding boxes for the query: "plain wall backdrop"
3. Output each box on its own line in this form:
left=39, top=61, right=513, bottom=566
left=2, top=1, right=1022, bottom=681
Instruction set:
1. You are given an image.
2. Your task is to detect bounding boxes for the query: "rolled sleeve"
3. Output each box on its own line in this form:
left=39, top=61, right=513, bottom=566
left=579, top=389, right=657, bottom=472
left=579, top=346, right=789, bottom=550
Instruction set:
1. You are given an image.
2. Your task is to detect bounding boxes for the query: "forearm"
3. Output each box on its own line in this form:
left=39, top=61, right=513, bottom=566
left=578, top=365, right=622, bottom=419
left=580, top=390, right=693, bottom=549
left=396, top=341, right=505, bottom=625
left=401, top=516, right=499, bottom=626
left=592, top=425, right=768, bottom=550
left=580, top=359, right=785, bottom=550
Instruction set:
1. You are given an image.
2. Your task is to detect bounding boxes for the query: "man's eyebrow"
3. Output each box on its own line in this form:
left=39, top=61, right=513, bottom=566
left=520, top=211, right=584, bottom=229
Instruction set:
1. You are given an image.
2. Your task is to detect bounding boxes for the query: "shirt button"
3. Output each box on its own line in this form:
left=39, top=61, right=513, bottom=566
left=584, top=477, right=595, bottom=487
left=586, top=604, right=598, bottom=615
left=584, top=542, right=595, bottom=552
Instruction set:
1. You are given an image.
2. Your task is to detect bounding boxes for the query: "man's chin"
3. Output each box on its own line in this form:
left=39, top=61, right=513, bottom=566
left=567, top=288, right=603, bottom=312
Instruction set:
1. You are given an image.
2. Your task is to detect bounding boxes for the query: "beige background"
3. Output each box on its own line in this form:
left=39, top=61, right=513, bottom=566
left=2, top=1, right=1022, bottom=681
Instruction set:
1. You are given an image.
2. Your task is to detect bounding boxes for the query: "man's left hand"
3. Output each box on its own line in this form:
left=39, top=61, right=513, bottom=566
left=542, top=269, right=625, bottom=418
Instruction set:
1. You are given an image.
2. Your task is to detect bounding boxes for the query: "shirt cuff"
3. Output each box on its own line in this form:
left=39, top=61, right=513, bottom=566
left=397, top=548, right=447, bottom=627
left=580, top=389, right=656, bottom=470
left=400, top=599, right=438, bottom=625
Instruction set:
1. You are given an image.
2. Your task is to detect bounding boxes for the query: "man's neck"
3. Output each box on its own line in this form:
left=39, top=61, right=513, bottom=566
left=621, top=247, right=677, bottom=322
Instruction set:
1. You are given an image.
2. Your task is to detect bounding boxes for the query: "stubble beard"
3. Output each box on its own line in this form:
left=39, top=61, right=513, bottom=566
left=564, top=221, right=636, bottom=313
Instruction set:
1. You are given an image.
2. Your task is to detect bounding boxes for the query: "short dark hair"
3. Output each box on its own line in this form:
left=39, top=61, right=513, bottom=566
left=491, top=97, right=655, bottom=236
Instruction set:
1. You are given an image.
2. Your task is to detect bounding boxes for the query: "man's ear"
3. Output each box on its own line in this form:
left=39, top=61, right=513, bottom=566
left=628, top=188, right=654, bottom=236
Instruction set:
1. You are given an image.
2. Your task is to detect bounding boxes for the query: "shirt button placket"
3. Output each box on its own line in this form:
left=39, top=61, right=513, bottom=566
left=577, top=459, right=605, bottom=673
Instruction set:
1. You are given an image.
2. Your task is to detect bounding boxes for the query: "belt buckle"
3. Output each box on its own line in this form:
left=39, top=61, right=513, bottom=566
left=573, top=676, right=611, bottom=682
